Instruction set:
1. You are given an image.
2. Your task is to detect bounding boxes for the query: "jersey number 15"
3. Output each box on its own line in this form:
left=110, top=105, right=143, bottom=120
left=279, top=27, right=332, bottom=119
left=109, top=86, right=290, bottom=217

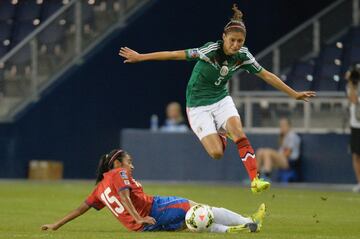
left=100, top=187, right=125, bottom=216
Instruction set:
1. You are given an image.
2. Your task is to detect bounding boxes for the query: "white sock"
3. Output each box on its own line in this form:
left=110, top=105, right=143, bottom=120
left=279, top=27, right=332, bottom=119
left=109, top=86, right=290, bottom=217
left=211, top=207, right=252, bottom=226
left=209, top=223, right=229, bottom=233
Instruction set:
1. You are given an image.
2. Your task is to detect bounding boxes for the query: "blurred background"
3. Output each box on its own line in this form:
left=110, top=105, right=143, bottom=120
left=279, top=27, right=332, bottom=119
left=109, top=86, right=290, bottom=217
left=0, top=0, right=358, bottom=185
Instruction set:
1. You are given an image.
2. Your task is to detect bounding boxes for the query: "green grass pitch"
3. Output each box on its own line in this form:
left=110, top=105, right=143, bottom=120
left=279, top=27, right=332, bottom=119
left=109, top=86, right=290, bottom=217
left=1, top=181, right=360, bottom=239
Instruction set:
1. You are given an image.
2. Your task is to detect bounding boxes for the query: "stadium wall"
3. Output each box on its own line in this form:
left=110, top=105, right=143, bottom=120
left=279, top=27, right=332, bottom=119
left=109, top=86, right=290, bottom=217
left=0, top=0, right=337, bottom=179
left=121, top=129, right=354, bottom=184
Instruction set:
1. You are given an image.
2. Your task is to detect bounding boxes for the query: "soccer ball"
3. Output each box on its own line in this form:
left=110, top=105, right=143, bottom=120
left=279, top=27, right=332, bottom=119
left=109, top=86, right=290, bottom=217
left=185, top=204, right=214, bottom=232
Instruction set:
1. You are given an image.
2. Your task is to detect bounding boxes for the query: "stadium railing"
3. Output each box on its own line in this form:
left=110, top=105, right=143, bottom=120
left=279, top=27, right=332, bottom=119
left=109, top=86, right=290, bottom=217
left=230, top=0, right=358, bottom=133
left=232, top=91, right=348, bottom=133
left=0, top=0, right=150, bottom=122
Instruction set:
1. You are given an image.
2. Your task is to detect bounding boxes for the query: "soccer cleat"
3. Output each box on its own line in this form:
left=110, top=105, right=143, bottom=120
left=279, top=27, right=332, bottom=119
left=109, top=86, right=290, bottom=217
left=251, top=203, right=266, bottom=230
left=226, top=222, right=258, bottom=233
left=251, top=177, right=271, bottom=193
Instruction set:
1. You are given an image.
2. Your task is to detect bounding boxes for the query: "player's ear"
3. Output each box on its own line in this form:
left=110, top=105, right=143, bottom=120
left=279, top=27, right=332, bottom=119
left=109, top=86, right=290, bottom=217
left=113, top=160, right=122, bottom=168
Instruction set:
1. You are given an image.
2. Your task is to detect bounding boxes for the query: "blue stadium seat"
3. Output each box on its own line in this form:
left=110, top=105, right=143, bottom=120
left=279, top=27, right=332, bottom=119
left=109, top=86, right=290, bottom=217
left=0, top=68, right=4, bottom=94
left=15, top=1, right=42, bottom=22
left=319, top=45, right=343, bottom=64
left=8, top=23, right=35, bottom=65
left=38, top=22, right=66, bottom=49
left=0, top=1, right=16, bottom=23
left=41, top=1, right=64, bottom=20
left=348, top=46, right=360, bottom=64
left=65, top=2, right=95, bottom=26
left=286, top=62, right=315, bottom=91
left=12, top=22, right=36, bottom=44
left=0, top=45, right=8, bottom=58
left=0, top=22, right=12, bottom=42
left=348, top=27, right=360, bottom=47
left=314, top=63, right=341, bottom=91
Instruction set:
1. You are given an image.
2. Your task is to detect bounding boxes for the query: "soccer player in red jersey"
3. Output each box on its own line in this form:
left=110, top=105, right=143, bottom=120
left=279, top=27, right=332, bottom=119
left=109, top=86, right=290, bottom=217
left=41, top=149, right=266, bottom=233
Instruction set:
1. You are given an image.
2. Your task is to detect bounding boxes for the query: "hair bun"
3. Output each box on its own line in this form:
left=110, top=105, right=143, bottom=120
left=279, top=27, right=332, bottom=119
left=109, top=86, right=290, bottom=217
left=232, top=3, right=243, bottom=21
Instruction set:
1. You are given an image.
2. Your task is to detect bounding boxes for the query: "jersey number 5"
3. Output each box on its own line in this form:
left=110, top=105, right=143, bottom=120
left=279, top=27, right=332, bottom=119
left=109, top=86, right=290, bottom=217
left=215, top=76, right=224, bottom=86
left=100, top=187, right=124, bottom=216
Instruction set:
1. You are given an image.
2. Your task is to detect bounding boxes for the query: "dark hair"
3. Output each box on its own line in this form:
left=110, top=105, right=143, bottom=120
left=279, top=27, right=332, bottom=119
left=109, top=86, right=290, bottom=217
left=224, top=4, right=246, bottom=35
left=95, top=149, right=126, bottom=184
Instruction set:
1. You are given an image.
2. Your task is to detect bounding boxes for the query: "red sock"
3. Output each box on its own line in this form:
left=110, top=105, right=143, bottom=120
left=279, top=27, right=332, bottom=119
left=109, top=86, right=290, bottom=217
left=235, top=137, right=258, bottom=181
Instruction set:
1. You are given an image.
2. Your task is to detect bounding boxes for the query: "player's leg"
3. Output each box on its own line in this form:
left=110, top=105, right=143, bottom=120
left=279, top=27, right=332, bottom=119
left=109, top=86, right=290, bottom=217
left=351, top=128, right=360, bottom=192
left=187, top=106, right=225, bottom=159
left=213, top=96, right=270, bottom=193
left=189, top=201, right=251, bottom=226
left=211, top=206, right=253, bottom=225
left=352, top=153, right=360, bottom=192
left=188, top=201, right=262, bottom=233
left=143, top=196, right=190, bottom=232
left=226, top=116, right=258, bottom=180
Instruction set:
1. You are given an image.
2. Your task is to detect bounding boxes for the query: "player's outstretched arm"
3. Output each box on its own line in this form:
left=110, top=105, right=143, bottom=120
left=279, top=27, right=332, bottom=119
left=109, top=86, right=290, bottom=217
left=118, top=47, right=186, bottom=63
left=41, top=202, right=90, bottom=231
left=118, top=189, right=156, bottom=225
left=256, top=69, right=316, bottom=102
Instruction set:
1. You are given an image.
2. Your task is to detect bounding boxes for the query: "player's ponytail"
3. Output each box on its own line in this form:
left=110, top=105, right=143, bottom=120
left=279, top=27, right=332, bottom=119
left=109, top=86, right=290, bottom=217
left=95, top=149, right=126, bottom=184
left=224, top=4, right=246, bottom=35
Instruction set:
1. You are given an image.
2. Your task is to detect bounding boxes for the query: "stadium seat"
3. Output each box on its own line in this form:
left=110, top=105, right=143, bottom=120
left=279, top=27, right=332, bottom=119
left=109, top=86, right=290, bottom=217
left=286, top=62, right=315, bottom=91
left=12, top=22, right=36, bottom=44
left=348, top=27, right=360, bottom=47
left=0, top=1, right=16, bottom=23
left=0, top=68, right=4, bottom=95
left=319, top=45, right=343, bottom=65
left=15, top=1, right=42, bottom=23
left=8, top=23, right=35, bottom=66
left=348, top=46, right=360, bottom=64
left=0, top=22, right=12, bottom=44
left=0, top=45, right=8, bottom=58
left=38, top=21, right=66, bottom=47
left=313, top=63, right=341, bottom=91
left=41, top=1, right=64, bottom=20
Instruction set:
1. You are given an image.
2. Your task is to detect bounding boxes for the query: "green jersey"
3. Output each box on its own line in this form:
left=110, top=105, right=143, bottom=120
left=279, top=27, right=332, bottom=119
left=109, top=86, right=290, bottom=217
left=185, top=41, right=263, bottom=107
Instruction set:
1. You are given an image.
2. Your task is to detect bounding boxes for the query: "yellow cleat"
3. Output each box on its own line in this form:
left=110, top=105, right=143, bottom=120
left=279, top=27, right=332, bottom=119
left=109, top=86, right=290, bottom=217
left=227, top=223, right=258, bottom=233
left=251, top=177, right=270, bottom=193
left=251, top=203, right=266, bottom=230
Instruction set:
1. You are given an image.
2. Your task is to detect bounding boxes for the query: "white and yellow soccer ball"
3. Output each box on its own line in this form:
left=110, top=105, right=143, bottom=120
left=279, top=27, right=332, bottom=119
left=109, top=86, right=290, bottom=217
left=185, top=204, right=214, bottom=232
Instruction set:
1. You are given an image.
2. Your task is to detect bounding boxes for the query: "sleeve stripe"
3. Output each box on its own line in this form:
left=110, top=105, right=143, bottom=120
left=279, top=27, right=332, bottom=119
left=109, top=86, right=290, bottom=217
left=199, top=43, right=218, bottom=52
left=201, top=46, right=220, bottom=55
left=199, top=43, right=219, bottom=54
left=242, top=58, right=255, bottom=65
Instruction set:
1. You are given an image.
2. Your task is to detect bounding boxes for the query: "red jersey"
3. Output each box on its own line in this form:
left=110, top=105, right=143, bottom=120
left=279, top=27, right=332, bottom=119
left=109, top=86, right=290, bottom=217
left=85, top=168, right=154, bottom=231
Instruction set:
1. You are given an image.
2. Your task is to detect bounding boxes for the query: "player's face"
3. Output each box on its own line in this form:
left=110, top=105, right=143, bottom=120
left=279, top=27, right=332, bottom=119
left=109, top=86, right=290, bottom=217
left=222, top=31, right=245, bottom=55
left=279, top=119, right=290, bottom=134
left=119, top=154, right=134, bottom=172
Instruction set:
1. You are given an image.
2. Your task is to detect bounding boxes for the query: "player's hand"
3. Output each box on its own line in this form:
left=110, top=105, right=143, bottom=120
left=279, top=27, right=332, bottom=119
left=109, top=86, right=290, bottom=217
left=295, top=91, right=316, bottom=102
left=40, top=223, right=60, bottom=231
left=137, top=216, right=156, bottom=225
left=118, top=47, right=142, bottom=63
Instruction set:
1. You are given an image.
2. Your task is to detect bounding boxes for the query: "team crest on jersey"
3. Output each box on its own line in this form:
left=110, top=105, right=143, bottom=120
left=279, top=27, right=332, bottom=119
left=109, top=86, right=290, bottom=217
left=120, top=171, right=128, bottom=179
left=197, top=126, right=203, bottom=134
left=124, top=180, right=130, bottom=185
left=220, top=65, right=229, bottom=76
left=189, top=49, right=199, bottom=58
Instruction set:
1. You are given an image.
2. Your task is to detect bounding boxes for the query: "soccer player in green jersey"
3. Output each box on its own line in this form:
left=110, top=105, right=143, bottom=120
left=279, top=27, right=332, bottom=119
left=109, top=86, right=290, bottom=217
left=119, top=4, right=315, bottom=193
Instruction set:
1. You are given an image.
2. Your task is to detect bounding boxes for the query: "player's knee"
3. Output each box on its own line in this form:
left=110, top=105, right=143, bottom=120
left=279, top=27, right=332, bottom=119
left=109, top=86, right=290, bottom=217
left=209, top=149, right=224, bottom=160
left=256, top=148, right=264, bottom=157
left=229, top=129, right=246, bottom=142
